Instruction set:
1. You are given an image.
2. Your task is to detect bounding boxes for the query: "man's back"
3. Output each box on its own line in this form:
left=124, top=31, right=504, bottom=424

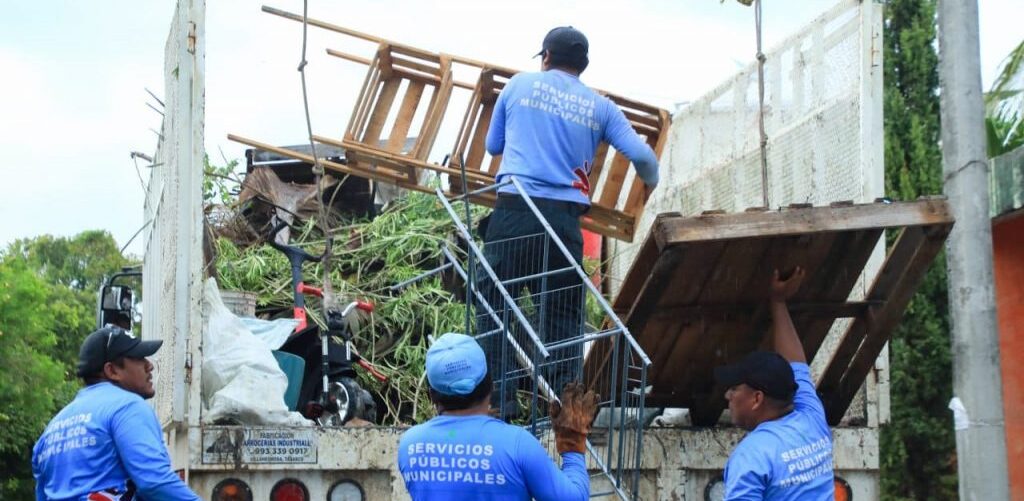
left=398, top=415, right=589, bottom=501
left=34, top=383, right=142, bottom=499
left=32, top=382, right=197, bottom=501
left=486, top=69, right=657, bottom=205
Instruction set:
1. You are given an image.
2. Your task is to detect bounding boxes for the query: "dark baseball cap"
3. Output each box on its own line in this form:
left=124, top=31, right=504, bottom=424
left=76, top=326, right=163, bottom=377
left=714, top=351, right=797, bottom=401
left=535, top=26, right=589, bottom=70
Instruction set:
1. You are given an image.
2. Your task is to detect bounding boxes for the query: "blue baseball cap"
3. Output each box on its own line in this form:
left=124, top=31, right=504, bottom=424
left=426, top=333, right=488, bottom=396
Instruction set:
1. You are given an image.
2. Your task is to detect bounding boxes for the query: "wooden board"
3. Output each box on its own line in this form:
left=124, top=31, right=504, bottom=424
left=582, top=198, right=954, bottom=425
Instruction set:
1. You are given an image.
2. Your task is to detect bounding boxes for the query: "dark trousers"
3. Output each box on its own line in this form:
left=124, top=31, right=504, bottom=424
left=475, top=195, right=586, bottom=414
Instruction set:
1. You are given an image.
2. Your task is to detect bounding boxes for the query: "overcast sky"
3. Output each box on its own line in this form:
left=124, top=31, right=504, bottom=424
left=1, top=0, right=1021, bottom=257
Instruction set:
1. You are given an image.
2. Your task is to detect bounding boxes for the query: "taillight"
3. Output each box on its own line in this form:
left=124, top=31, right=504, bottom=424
left=834, top=476, right=853, bottom=501
left=328, top=480, right=366, bottom=501
left=212, top=478, right=253, bottom=501
left=270, top=478, right=309, bottom=501
left=704, top=474, right=725, bottom=500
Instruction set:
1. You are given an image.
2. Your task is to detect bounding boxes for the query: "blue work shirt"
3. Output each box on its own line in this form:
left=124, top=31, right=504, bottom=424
left=398, top=414, right=589, bottom=501
left=723, top=363, right=835, bottom=500
left=32, top=382, right=200, bottom=501
left=486, top=69, right=659, bottom=205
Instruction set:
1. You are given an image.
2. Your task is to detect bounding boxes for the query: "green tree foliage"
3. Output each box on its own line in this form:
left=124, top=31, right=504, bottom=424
left=6, top=230, right=128, bottom=292
left=881, top=0, right=957, bottom=498
left=0, top=261, right=73, bottom=497
left=203, top=154, right=242, bottom=207
left=987, top=39, right=1024, bottom=154
left=0, top=231, right=130, bottom=498
left=4, top=231, right=131, bottom=370
left=986, top=39, right=1024, bottom=156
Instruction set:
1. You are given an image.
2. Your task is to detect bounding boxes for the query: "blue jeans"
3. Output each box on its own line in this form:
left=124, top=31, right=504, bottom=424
left=475, top=195, right=586, bottom=416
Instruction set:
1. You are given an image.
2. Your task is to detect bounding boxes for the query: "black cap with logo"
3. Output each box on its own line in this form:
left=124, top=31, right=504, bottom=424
left=714, top=351, right=798, bottom=401
left=76, top=326, right=163, bottom=377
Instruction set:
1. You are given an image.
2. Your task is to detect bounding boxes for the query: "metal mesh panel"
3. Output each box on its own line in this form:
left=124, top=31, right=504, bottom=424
left=437, top=179, right=650, bottom=500
left=610, top=0, right=881, bottom=296
left=606, top=0, right=883, bottom=422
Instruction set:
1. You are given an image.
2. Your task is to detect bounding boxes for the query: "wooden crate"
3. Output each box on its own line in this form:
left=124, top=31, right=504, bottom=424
left=450, top=67, right=513, bottom=180
left=448, top=67, right=671, bottom=242
left=234, top=9, right=671, bottom=241
left=583, top=198, right=954, bottom=425
left=342, top=42, right=454, bottom=183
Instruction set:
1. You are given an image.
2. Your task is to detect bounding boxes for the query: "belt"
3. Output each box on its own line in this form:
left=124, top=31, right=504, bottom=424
left=495, top=193, right=589, bottom=215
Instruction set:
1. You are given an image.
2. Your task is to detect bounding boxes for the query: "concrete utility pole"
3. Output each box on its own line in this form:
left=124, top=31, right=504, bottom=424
left=936, top=1, right=1010, bottom=500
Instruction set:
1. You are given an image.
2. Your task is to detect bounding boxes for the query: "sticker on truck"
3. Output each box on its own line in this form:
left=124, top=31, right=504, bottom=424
left=202, top=428, right=318, bottom=464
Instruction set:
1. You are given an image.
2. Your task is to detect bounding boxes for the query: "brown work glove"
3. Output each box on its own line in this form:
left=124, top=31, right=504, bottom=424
left=550, top=382, right=600, bottom=455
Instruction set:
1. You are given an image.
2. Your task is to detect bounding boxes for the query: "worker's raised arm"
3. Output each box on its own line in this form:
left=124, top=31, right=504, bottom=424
left=770, top=267, right=806, bottom=364
left=601, top=101, right=659, bottom=187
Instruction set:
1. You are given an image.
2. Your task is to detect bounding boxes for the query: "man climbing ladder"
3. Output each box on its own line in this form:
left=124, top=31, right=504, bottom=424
left=477, top=25, right=660, bottom=417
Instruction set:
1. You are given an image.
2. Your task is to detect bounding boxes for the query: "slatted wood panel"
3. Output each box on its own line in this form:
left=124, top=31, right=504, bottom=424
left=583, top=199, right=954, bottom=425
left=449, top=67, right=672, bottom=242
left=343, top=42, right=453, bottom=181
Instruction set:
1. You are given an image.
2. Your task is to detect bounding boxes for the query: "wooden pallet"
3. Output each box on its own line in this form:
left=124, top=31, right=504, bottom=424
left=342, top=42, right=453, bottom=184
left=234, top=6, right=672, bottom=242
left=583, top=198, right=954, bottom=426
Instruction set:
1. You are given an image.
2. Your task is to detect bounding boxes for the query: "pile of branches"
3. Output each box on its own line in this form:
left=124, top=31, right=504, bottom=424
left=213, top=192, right=484, bottom=425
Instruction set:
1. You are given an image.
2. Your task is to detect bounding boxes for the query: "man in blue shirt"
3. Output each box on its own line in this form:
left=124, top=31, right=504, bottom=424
left=398, top=333, right=598, bottom=500
left=479, top=26, right=659, bottom=417
left=715, top=267, right=835, bottom=500
left=32, top=326, right=201, bottom=501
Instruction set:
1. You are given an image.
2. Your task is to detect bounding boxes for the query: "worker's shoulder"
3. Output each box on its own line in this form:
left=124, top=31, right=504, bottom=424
left=399, top=416, right=523, bottom=443
left=83, top=383, right=150, bottom=416
left=727, top=428, right=780, bottom=472
left=743, top=409, right=827, bottom=455
left=736, top=426, right=779, bottom=450
left=397, top=419, right=434, bottom=441
left=66, top=383, right=141, bottom=410
left=737, top=419, right=794, bottom=453
left=509, top=70, right=543, bottom=82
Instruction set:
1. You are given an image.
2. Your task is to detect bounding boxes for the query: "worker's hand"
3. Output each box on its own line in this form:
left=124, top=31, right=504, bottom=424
left=550, top=382, right=599, bottom=455
left=770, top=267, right=805, bottom=302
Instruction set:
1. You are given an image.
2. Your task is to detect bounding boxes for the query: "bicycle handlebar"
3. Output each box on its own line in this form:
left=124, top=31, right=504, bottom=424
left=268, top=221, right=322, bottom=263
left=340, top=300, right=375, bottom=318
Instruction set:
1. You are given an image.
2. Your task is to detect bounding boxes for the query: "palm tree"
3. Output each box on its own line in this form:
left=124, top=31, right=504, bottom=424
left=985, top=40, right=1024, bottom=156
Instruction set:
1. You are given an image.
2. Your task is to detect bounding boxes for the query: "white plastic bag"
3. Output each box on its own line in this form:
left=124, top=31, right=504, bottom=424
left=201, top=278, right=309, bottom=426
left=241, top=317, right=300, bottom=350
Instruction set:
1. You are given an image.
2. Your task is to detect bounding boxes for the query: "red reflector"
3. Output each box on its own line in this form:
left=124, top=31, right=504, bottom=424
left=271, top=479, right=309, bottom=501
left=212, top=478, right=252, bottom=501
left=834, top=475, right=852, bottom=501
